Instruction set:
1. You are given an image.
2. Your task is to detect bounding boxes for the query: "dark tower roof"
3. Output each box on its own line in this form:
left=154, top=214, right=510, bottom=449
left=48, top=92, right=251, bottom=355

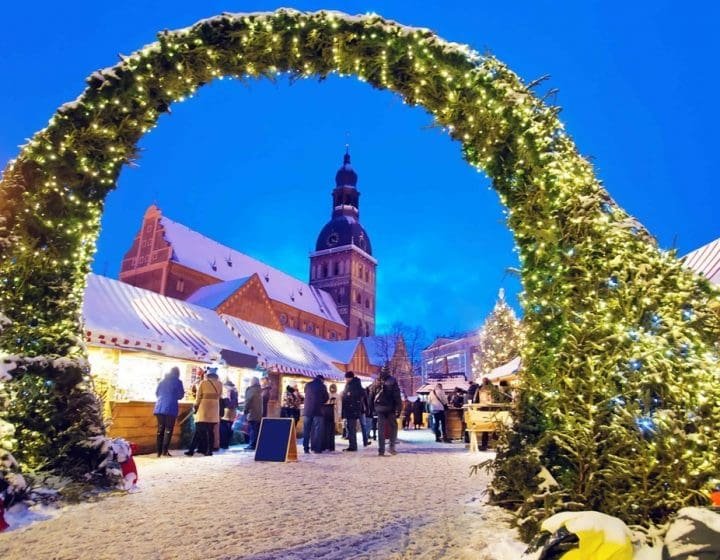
left=315, top=148, right=372, bottom=255
left=335, top=149, right=358, bottom=187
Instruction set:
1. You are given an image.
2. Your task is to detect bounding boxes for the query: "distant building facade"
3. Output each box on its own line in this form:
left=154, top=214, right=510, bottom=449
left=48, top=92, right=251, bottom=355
left=421, top=332, right=481, bottom=383
left=115, top=149, right=418, bottom=388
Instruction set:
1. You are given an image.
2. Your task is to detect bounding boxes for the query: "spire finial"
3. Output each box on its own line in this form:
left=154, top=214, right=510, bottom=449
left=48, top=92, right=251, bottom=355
left=344, top=143, right=351, bottom=165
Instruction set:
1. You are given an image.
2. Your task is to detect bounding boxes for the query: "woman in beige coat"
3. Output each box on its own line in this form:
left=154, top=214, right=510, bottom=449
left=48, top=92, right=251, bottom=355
left=185, top=371, right=223, bottom=456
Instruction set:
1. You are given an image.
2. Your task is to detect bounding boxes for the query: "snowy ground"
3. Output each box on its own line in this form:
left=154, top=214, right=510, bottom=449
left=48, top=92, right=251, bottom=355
left=0, top=429, right=527, bottom=560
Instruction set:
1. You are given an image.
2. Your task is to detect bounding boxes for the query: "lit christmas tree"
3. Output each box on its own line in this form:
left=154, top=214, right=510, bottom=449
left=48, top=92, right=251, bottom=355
left=472, top=289, right=524, bottom=378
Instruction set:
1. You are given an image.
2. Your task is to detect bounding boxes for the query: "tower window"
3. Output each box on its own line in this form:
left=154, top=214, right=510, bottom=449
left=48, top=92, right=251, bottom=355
left=365, top=269, right=369, bottom=282
left=364, top=298, right=369, bottom=309
left=333, top=261, right=339, bottom=275
left=356, top=292, right=362, bottom=304
left=322, top=263, right=328, bottom=278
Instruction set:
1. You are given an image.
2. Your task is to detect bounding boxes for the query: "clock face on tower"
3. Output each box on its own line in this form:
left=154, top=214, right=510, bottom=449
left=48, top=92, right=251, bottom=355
left=327, top=232, right=340, bottom=246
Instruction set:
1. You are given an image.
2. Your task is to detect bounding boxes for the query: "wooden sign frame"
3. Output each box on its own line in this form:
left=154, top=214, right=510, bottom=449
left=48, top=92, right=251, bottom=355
left=254, top=418, right=298, bottom=462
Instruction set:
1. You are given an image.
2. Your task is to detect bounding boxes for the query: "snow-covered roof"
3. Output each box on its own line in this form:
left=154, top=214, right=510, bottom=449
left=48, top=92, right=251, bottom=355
left=186, top=277, right=253, bottom=309
left=417, top=376, right=470, bottom=394
left=221, top=314, right=344, bottom=380
left=288, top=330, right=362, bottom=364
left=485, top=356, right=521, bottom=381
left=160, top=216, right=345, bottom=325
left=683, top=237, right=720, bottom=285
left=361, top=335, right=396, bottom=367
left=82, top=274, right=258, bottom=367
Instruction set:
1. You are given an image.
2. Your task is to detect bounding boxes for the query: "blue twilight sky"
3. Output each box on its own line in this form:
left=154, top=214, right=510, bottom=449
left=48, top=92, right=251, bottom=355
left=1, top=1, right=718, bottom=338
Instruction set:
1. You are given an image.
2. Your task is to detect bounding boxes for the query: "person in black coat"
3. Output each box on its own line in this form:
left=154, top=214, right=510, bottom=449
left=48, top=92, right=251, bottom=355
left=367, top=366, right=403, bottom=456
left=303, top=374, right=329, bottom=453
left=412, top=398, right=425, bottom=429
left=341, top=371, right=366, bottom=452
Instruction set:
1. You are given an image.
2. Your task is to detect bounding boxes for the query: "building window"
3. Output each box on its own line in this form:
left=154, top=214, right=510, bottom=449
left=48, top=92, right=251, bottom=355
left=356, top=292, right=362, bottom=304
left=306, top=322, right=315, bottom=333
left=365, top=269, right=369, bottom=282
left=329, top=331, right=337, bottom=340
left=364, top=298, right=369, bottom=309
left=322, top=263, right=328, bottom=278
left=279, top=313, right=288, bottom=325
left=359, top=264, right=364, bottom=278
left=333, top=261, right=339, bottom=275
left=176, top=278, right=185, bottom=293
left=365, top=324, right=370, bottom=336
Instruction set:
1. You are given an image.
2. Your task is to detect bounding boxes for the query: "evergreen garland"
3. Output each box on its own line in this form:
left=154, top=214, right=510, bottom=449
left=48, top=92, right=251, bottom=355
left=0, top=9, right=718, bottom=534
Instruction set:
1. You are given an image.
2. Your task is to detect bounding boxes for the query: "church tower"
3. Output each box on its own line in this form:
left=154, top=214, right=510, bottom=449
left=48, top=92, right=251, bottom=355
left=310, top=148, right=377, bottom=339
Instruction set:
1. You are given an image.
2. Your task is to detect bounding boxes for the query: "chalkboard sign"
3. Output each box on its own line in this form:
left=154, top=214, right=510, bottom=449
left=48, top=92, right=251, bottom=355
left=254, top=418, right=298, bottom=462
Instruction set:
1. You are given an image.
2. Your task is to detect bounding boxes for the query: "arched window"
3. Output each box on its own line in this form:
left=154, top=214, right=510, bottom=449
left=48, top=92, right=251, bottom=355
left=356, top=291, right=362, bottom=304
left=333, top=261, right=339, bottom=275
left=321, top=263, right=328, bottom=278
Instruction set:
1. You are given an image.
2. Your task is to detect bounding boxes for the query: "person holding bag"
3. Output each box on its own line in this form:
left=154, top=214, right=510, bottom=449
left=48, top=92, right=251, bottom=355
left=427, top=382, right=450, bottom=443
left=185, top=371, right=223, bottom=456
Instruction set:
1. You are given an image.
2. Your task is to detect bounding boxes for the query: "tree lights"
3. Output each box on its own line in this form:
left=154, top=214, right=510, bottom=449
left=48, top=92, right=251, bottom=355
left=0, top=9, right=718, bottom=534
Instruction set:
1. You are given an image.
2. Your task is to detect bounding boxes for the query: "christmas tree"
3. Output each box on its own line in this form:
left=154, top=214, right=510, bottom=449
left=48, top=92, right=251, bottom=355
left=472, top=289, right=524, bottom=378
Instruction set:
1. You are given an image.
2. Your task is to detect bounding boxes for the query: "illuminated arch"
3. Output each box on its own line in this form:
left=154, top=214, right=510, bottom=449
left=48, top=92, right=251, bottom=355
left=0, top=9, right=718, bottom=529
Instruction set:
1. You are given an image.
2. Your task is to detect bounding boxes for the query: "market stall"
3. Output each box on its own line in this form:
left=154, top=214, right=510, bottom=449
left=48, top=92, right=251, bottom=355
left=82, top=274, right=258, bottom=453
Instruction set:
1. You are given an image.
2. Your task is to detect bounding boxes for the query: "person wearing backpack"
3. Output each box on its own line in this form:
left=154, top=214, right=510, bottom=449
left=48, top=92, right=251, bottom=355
left=368, top=366, right=402, bottom=456
left=427, top=382, right=450, bottom=443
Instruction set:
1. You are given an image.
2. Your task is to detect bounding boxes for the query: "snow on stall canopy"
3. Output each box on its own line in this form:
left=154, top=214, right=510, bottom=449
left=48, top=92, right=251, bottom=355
left=416, top=377, right=470, bottom=394
left=683, top=236, right=720, bottom=285
left=221, top=314, right=343, bottom=380
left=160, top=216, right=345, bottom=325
left=288, top=329, right=362, bottom=365
left=82, top=274, right=257, bottom=366
left=185, top=277, right=253, bottom=310
left=486, top=356, right=521, bottom=382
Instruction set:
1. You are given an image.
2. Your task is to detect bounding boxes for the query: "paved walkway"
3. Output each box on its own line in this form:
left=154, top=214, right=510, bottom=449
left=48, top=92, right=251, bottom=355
left=0, top=430, right=523, bottom=560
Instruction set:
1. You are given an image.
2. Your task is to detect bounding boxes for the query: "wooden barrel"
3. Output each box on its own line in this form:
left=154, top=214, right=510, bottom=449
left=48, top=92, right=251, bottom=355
left=446, top=408, right=464, bottom=441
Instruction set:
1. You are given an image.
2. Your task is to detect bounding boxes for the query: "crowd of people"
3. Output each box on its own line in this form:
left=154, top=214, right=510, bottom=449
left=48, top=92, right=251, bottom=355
left=152, top=365, right=514, bottom=458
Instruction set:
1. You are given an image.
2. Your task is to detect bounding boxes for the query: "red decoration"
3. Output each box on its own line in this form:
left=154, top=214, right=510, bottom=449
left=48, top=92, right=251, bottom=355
left=711, top=490, right=720, bottom=507
left=0, top=496, right=9, bottom=532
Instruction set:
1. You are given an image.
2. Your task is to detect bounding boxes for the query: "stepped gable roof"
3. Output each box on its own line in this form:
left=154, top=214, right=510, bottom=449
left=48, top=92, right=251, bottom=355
left=361, top=335, right=397, bottom=368
left=159, top=215, right=345, bottom=325
left=221, top=314, right=344, bottom=380
left=82, top=274, right=257, bottom=367
left=186, top=277, right=253, bottom=310
left=683, top=237, right=720, bottom=284
left=288, top=329, right=362, bottom=364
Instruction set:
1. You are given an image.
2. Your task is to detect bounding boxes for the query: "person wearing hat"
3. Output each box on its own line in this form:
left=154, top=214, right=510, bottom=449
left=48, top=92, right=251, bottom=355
left=303, top=374, right=329, bottom=453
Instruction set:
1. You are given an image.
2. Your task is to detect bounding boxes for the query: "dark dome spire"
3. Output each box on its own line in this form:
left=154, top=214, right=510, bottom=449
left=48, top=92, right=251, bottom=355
left=335, top=145, right=358, bottom=188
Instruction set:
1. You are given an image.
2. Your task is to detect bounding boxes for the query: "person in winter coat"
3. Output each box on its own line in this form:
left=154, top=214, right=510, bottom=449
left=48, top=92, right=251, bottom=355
left=328, top=383, right=342, bottom=436
left=367, top=366, right=402, bottom=456
left=303, top=374, right=329, bottom=453
left=341, top=371, right=367, bottom=451
left=185, top=371, right=223, bottom=456
left=244, top=377, right=263, bottom=450
left=219, top=380, right=239, bottom=449
left=412, top=398, right=425, bottom=429
left=427, top=383, right=450, bottom=442
left=260, top=376, right=272, bottom=417
left=401, top=397, right=413, bottom=430
left=280, top=384, right=301, bottom=426
left=153, top=366, right=185, bottom=457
